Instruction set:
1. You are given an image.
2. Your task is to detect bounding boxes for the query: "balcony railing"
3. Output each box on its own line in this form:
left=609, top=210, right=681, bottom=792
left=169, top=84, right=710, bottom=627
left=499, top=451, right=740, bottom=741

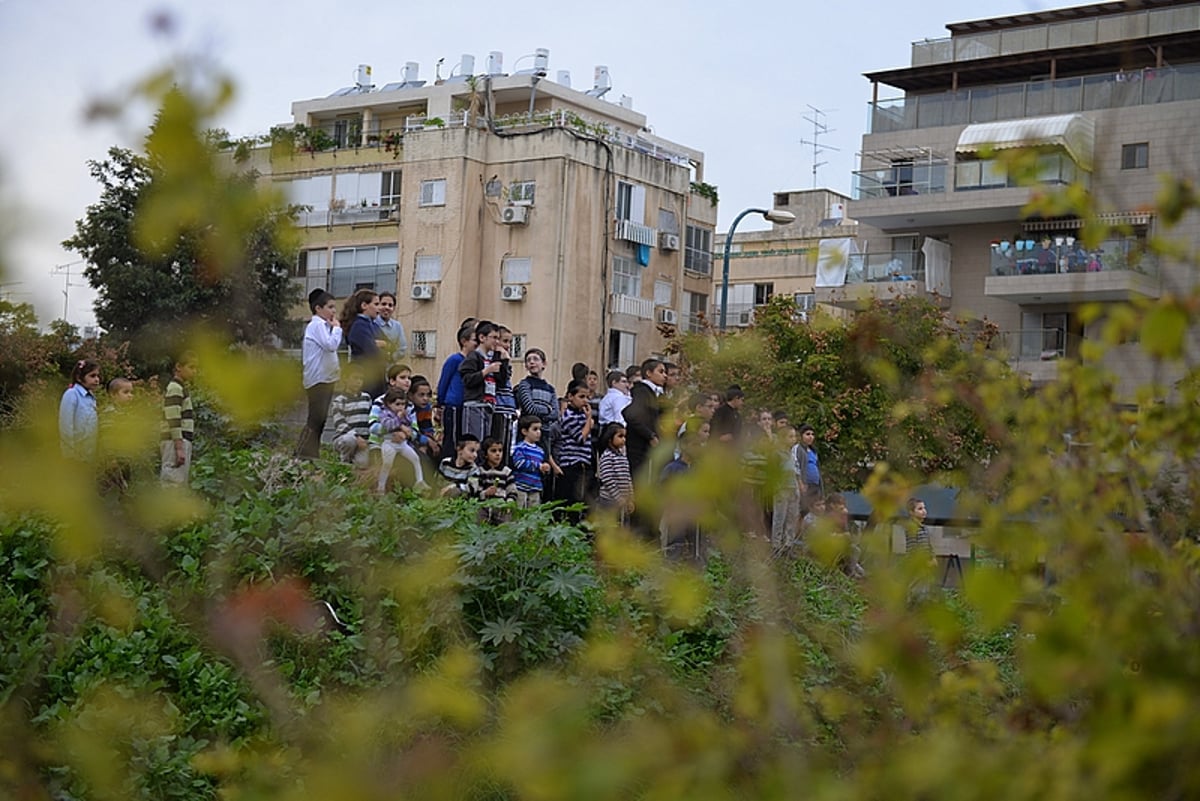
left=993, top=328, right=1083, bottom=361
left=614, top=219, right=657, bottom=246
left=844, top=251, right=925, bottom=284
left=296, top=204, right=398, bottom=228
left=611, top=293, right=654, bottom=319
left=870, top=64, right=1200, bottom=134
left=988, top=236, right=1158, bottom=277
left=292, top=267, right=398, bottom=299
left=300, top=108, right=694, bottom=166
left=854, top=162, right=947, bottom=199
left=712, top=303, right=757, bottom=327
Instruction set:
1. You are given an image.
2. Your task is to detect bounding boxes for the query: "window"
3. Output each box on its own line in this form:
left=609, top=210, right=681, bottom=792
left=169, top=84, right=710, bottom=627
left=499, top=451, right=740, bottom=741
left=654, top=280, right=673, bottom=307
left=328, top=244, right=398, bottom=296
left=411, top=330, right=437, bottom=357
left=334, top=171, right=382, bottom=207
left=414, top=254, right=443, bottom=283
left=295, top=248, right=327, bottom=278
left=774, top=192, right=790, bottom=207
left=615, top=180, right=646, bottom=222
left=608, top=329, right=637, bottom=370
left=658, top=208, right=679, bottom=235
left=1121, top=142, right=1148, bottom=170
left=754, top=283, right=775, bottom=306
left=509, top=334, right=527, bottom=360
left=794, top=292, right=816, bottom=312
left=419, top=178, right=446, bottom=207
left=502, top=257, right=532, bottom=284
left=612, top=255, right=642, bottom=296
left=684, top=224, right=713, bottom=275
left=683, top=290, right=708, bottom=333
left=509, top=180, right=536, bottom=205
left=285, top=175, right=333, bottom=226
left=380, top=171, right=401, bottom=206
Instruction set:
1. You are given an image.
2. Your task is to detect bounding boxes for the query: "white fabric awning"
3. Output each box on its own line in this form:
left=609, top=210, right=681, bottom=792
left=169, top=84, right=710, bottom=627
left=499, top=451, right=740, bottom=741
left=956, top=113, right=1095, bottom=171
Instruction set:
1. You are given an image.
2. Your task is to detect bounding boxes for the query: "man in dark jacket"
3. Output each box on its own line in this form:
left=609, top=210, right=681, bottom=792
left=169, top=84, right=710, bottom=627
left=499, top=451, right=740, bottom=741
left=709, top=385, right=745, bottom=444
left=622, top=358, right=668, bottom=481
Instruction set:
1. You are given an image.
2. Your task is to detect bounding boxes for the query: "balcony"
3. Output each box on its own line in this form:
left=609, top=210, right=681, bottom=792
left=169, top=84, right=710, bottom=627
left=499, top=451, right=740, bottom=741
left=814, top=250, right=948, bottom=309
left=869, top=64, right=1200, bottom=134
left=991, top=328, right=1084, bottom=384
left=712, top=303, right=757, bottom=328
left=614, top=219, right=657, bottom=246
left=330, top=204, right=398, bottom=226
left=984, top=234, right=1160, bottom=303
left=610, top=293, right=653, bottom=320
left=852, top=118, right=1091, bottom=230
left=853, top=154, right=948, bottom=200
left=295, top=204, right=398, bottom=228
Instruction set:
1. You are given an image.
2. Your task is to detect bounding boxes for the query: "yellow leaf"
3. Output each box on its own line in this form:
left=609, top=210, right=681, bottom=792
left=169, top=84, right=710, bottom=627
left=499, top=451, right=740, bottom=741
left=1140, top=302, right=1187, bottom=358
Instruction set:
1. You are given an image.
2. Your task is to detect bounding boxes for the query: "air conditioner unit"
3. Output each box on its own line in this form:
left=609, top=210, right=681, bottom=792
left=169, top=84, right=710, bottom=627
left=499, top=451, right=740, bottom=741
left=501, top=284, right=527, bottom=301
left=659, top=232, right=680, bottom=251
left=737, top=310, right=753, bottom=327
left=656, top=308, right=678, bottom=325
left=410, top=283, right=435, bottom=301
left=501, top=205, right=529, bottom=225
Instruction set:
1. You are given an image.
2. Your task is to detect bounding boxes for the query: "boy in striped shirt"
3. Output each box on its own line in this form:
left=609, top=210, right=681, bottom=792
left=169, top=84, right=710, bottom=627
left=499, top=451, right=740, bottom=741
left=160, top=351, right=197, bottom=485
left=330, top=367, right=373, bottom=468
left=552, top=379, right=595, bottom=508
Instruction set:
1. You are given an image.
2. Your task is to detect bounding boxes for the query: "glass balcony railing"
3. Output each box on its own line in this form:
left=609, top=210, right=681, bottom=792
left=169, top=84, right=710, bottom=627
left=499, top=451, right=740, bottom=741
left=853, top=162, right=947, bottom=199
left=988, top=236, right=1158, bottom=277
left=845, top=251, right=925, bottom=284
left=870, top=64, right=1200, bottom=134
left=954, top=153, right=1088, bottom=192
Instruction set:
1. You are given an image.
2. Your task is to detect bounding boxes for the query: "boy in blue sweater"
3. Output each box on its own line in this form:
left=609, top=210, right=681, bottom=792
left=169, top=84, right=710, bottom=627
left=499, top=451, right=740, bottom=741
left=511, top=414, right=551, bottom=508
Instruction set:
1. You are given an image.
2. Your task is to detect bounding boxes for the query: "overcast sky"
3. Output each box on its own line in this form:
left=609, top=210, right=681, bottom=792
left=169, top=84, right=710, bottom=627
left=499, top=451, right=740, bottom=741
left=0, top=0, right=1048, bottom=329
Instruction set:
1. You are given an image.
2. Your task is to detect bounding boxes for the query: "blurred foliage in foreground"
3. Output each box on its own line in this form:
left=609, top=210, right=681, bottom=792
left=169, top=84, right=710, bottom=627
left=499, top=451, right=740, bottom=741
left=3, top=55, right=1200, bottom=801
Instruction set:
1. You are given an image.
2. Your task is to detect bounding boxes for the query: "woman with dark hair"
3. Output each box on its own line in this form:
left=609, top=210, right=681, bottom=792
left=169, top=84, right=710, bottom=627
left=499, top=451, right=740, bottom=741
left=296, top=288, right=342, bottom=459
left=339, top=289, right=384, bottom=397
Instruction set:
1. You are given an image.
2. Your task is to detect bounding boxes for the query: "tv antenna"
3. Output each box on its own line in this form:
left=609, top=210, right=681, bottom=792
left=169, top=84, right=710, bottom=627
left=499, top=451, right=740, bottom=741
left=51, top=260, right=87, bottom=324
left=799, top=105, right=839, bottom=189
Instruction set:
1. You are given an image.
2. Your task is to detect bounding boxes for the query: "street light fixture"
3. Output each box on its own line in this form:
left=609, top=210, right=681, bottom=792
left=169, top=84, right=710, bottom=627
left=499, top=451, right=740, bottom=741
left=719, top=207, right=797, bottom=331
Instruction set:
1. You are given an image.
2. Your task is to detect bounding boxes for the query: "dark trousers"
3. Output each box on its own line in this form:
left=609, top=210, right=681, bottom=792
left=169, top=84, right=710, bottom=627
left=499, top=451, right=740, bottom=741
left=439, top=406, right=462, bottom=462
left=296, top=382, right=335, bottom=458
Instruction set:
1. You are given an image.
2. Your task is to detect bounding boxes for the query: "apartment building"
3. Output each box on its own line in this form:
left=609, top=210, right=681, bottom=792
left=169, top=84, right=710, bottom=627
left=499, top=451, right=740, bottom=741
left=236, top=56, right=716, bottom=384
left=714, top=189, right=857, bottom=327
left=820, top=0, right=1200, bottom=397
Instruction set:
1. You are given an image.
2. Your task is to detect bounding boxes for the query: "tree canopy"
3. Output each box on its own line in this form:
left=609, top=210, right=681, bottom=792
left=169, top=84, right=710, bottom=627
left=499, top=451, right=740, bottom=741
left=64, top=94, right=299, bottom=370
left=679, top=296, right=1004, bottom=489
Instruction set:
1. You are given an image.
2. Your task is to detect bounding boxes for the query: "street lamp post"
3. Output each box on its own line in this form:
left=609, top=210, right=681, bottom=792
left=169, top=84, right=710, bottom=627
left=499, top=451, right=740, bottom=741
left=719, top=207, right=796, bottom=331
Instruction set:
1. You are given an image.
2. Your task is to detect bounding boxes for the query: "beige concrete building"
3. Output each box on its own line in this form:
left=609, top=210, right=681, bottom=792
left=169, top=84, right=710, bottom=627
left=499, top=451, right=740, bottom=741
left=821, top=0, right=1200, bottom=397
left=236, top=58, right=717, bottom=386
left=714, top=189, right=857, bottom=327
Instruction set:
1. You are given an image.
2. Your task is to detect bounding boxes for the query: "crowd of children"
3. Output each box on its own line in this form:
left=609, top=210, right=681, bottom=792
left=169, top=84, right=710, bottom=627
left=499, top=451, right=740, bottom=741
left=55, top=292, right=847, bottom=563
